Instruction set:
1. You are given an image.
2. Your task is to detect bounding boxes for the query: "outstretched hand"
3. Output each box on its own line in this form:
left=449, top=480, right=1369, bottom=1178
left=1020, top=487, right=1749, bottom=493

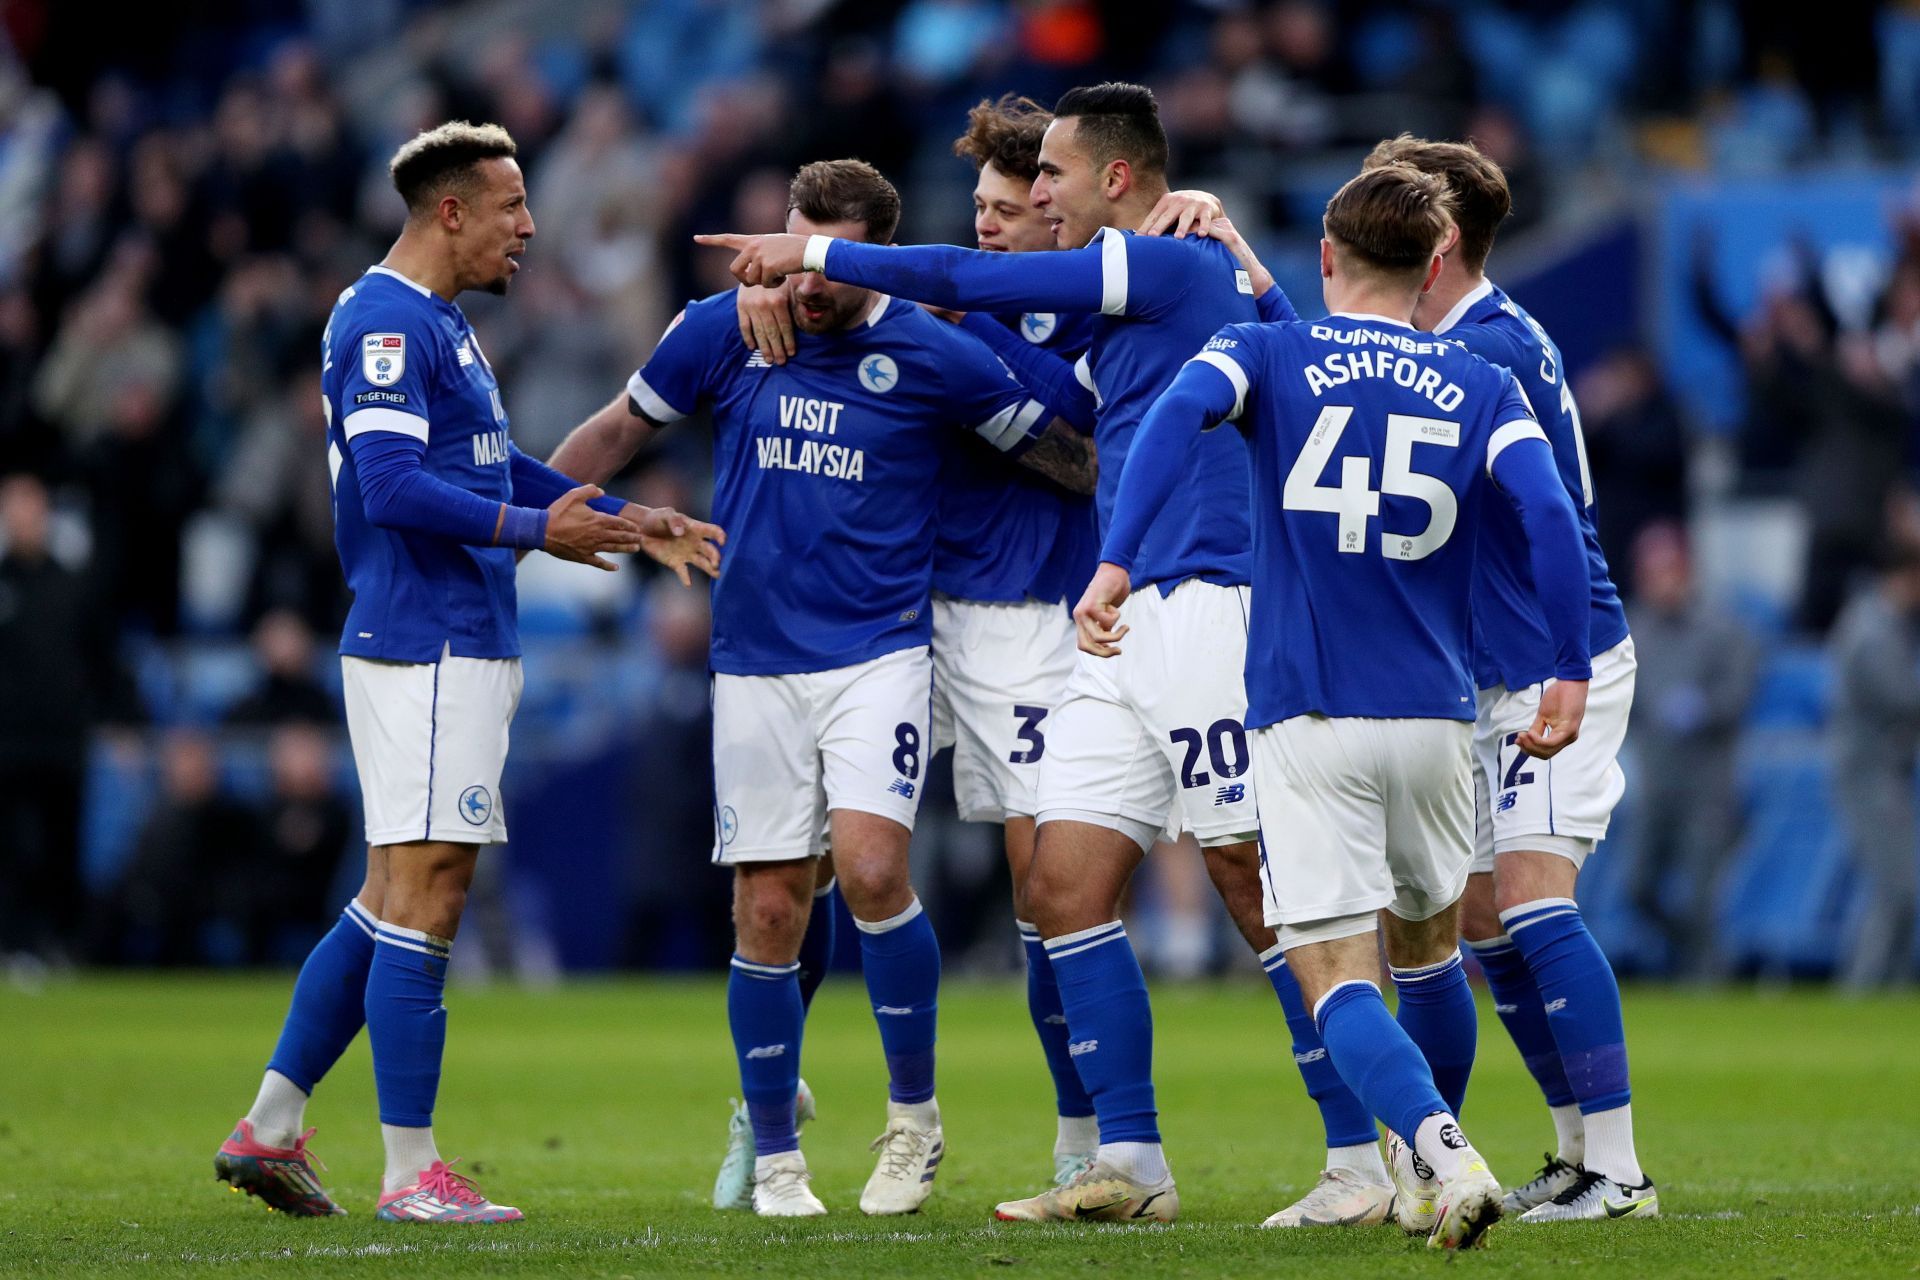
left=696, top=233, right=811, bottom=288
left=545, top=485, right=644, bottom=571
left=629, top=504, right=726, bottom=586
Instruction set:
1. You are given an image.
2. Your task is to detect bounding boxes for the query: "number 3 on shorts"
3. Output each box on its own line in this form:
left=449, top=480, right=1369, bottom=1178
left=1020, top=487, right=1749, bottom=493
left=1009, top=704, right=1048, bottom=764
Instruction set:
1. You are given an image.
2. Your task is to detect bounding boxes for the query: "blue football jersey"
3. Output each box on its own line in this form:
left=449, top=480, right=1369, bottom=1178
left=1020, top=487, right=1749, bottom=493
left=629, top=291, right=1044, bottom=676
left=1435, top=280, right=1629, bottom=690
left=819, top=229, right=1270, bottom=593
left=1195, top=315, right=1547, bottom=726
left=933, top=308, right=1098, bottom=605
left=1080, top=230, right=1261, bottom=592
left=321, top=267, right=521, bottom=663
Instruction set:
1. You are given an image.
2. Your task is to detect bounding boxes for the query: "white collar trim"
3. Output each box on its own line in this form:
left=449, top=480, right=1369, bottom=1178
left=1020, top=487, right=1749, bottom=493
left=1330, top=311, right=1417, bottom=330
left=864, top=293, right=890, bottom=327
left=367, top=265, right=434, bottom=297
left=1431, top=277, right=1494, bottom=335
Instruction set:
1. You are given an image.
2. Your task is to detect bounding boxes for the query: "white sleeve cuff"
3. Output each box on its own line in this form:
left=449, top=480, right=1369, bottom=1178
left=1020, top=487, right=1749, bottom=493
left=341, top=406, right=428, bottom=443
left=1189, top=351, right=1249, bottom=420
left=1485, top=418, right=1548, bottom=476
left=626, top=370, right=687, bottom=424
left=974, top=399, right=1048, bottom=451
left=803, top=234, right=833, bottom=273
left=1099, top=228, right=1128, bottom=316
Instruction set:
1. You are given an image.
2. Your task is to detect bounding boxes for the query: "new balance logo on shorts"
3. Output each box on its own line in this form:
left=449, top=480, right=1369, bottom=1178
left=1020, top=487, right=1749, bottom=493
left=745, top=1044, right=787, bottom=1059
left=1497, top=790, right=1519, bottom=812
left=888, top=778, right=916, bottom=798
left=1544, top=997, right=1568, bottom=1014
left=1068, top=1039, right=1098, bottom=1057
left=1215, top=783, right=1246, bottom=806
left=1294, top=1048, right=1327, bottom=1065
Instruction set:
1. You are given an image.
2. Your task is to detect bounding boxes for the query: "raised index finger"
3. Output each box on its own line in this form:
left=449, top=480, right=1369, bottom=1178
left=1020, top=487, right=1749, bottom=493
left=693, top=233, right=750, bottom=249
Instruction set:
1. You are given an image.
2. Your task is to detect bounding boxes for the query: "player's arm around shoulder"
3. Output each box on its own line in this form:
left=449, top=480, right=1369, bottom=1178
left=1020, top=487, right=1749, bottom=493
left=933, top=318, right=1098, bottom=494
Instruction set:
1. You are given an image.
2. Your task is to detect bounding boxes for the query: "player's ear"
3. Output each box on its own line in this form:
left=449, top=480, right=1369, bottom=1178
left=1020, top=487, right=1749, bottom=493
left=1319, top=238, right=1334, bottom=281
left=1419, top=252, right=1444, bottom=295
left=438, top=193, right=464, bottom=232
left=1436, top=221, right=1461, bottom=257
left=1103, top=158, right=1131, bottom=201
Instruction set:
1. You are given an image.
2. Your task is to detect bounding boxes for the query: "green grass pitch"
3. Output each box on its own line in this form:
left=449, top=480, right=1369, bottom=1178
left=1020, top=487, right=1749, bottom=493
left=3, top=975, right=1916, bottom=1277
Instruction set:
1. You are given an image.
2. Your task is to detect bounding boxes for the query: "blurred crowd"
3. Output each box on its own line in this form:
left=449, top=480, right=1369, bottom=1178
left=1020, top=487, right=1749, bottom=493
left=0, top=0, right=1915, bottom=984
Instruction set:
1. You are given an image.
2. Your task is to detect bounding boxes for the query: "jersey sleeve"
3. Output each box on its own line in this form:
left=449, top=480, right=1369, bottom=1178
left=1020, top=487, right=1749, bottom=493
left=626, top=296, right=729, bottom=424
left=957, top=311, right=1097, bottom=432
left=1482, top=374, right=1547, bottom=476
left=816, top=237, right=1108, bottom=314
left=336, top=303, right=436, bottom=446
left=1486, top=370, right=1589, bottom=680
left=935, top=325, right=1052, bottom=455
left=1094, top=230, right=1196, bottom=321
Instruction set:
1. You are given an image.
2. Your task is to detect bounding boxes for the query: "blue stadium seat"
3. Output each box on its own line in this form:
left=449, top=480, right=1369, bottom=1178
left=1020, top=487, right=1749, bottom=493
left=1745, top=643, right=1832, bottom=730
left=1717, top=733, right=1851, bottom=975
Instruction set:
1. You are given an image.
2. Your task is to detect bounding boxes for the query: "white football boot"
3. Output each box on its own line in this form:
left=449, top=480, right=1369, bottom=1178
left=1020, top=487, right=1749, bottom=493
left=1518, top=1168, right=1659, bottom=1222
left=751, top=1150, right=827, bottom=1217
left=714, top=1079, right=816, bottom=1210
left=1052, top=1149, right=1097, bottom=1187
left=1260, top=1168, right=1395, bottom=1228
left=1429, top=1159, right=1505, bottom=1249
left=994, top=1160, right=1179, bottom=1223
left=1385, top=1131, right=1440, bottom=1236
left=859, top=1103, right=944, bottom=1216
left=1501, top=1153, right=1580, bottom=1215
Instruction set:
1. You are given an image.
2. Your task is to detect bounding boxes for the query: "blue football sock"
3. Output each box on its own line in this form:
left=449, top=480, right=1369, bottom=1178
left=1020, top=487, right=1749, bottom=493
left=1501, top=899, right=1631, bottom=1114
left=1314, top=980, right=1448, bottom=1148
left=1390, top=948, right=1477, bottom=1116
left=365, top=922, right=451, bottom=1129
left=1020, top=920, right=1094, bottom=1120
left=856, top=897, right=940, bottom=1105
left=1045, top=921, right=1158, bottom=1144
left=1261, top=945, right=1377, bottom=1148
left=1467, top=934, right=1576, bottom=1109
left=266, top=900, right=378, bottom=1093
left=729, top=955, right=804, bottom=1156
left=796, top=880, right=837, bottom=1013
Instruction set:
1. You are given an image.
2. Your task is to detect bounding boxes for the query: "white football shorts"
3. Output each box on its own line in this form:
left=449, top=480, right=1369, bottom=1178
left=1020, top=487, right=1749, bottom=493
left=1471, top=636, right=1636, bottom=872
left=342, top=643, right=523, bottom=847
left=1035, top=579, right=1259, bottom=852
left=1254, top=714, right=1474, bottom=949
left=931, top=593, right=1078, bottom=824
left=711, top=645, right=933, bottom=865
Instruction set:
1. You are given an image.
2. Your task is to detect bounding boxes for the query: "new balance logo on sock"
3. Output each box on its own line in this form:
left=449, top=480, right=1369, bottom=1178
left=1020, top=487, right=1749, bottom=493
left=873, top=1005, right=913, bottom=1016
left=1043, top=1014, right=1067, bottom=1026
left=1495, top=1003, right=1518, bottom=1014
left=1067, top=1039, right=1098, bottom=1057
left=1294, top=1048, right=1327, bottom=1065
left=745, top=1044, right=787, bottom=1059
left=1544, top=997, right=1568, bottom=1014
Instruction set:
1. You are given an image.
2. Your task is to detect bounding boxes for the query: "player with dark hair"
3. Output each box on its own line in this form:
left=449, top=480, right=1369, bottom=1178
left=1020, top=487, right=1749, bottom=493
left=551, top=158, right=1094, bottom=1218
left=211, top=121, right=723, bottom=1224
left=1086, top=161, right=1593, bottom=1248
left=1356, top=135, right=1657, bottom=1225
left=697, top=83, right=1314, bottom=1225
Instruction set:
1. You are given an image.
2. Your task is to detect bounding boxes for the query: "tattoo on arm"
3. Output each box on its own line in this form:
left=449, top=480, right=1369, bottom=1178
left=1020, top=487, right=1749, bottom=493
left=1017, top=418, right=1098, bottom=495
